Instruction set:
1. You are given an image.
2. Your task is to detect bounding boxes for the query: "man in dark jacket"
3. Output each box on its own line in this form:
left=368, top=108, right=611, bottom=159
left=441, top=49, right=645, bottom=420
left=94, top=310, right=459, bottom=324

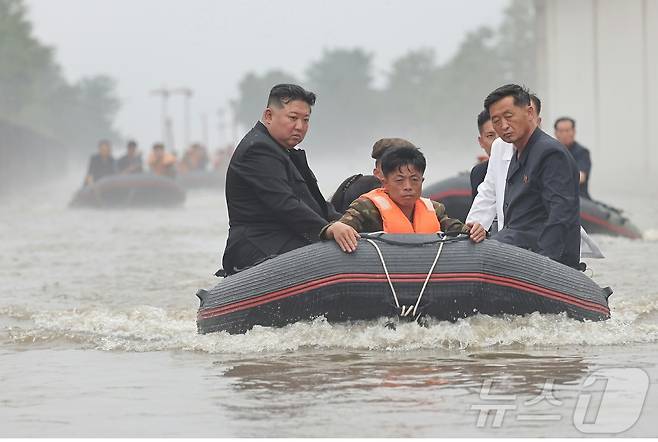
left=84, top=140, right=116, bottom=186
left=554, top=117, right=592, bottom=199
left=222, top=84, right=340, bottom=275
left=117, top=140, right=143, bottom=174
left=485, top=84, right=581, bottom=268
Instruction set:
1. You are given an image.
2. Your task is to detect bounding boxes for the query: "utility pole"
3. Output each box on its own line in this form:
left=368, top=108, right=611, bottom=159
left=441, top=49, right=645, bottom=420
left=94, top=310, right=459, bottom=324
left=217, top=107, right=227, bottom=146
left=150, top=87, right=171, bottom=146
left=201, top=112, right=209, bottom=148
left=172, top=87, right=193, bottom=151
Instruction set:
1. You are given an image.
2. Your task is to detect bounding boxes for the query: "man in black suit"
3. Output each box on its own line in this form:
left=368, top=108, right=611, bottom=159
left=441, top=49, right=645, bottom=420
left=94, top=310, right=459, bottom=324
left=554, top=117, right=592, bottom=199
left=485, top=84, right=581, bottom=268
left=221, top=84, right=340, bottom=275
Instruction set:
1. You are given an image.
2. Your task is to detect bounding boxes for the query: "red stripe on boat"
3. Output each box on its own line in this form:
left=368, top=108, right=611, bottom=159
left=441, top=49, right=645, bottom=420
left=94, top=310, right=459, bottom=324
left=198, top=272, right=610, bottom=319
left=580, top=211, right=641, bottom=239
left=428, top=189, right=473, bottom=200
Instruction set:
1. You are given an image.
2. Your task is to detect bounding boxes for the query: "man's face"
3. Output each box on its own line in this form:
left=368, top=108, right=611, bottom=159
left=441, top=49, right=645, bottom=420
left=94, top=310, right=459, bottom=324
left=382, top=164, right=424, bottom=211
left=555, top=121, right=576, bottom=147
left=99, top=143, right=111, bottom=158
left=263, top=99, right=311, bottom=149
left=128, top=145, right=137, bottom=155
left=153, top=147, right=164, bottom=160
left=477, top=120, right=497, bottom=156
left=489, top=96, right=534, bottom=144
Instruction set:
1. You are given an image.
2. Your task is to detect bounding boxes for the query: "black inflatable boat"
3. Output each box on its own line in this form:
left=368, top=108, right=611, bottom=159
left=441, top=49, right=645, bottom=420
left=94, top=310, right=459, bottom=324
left=176, top=170, right=225, bottom=190
left=70, top=173, right=186, bottom=208
left=197, top=234, right=611, bottom=335
left=423, top=173, right=642, bottom=239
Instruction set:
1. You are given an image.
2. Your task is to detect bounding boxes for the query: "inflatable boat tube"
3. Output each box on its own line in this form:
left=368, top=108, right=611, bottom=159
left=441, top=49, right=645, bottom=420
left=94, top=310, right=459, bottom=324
left=176, top=170, right=225, bottom=190
left=70, top=173, right=186, bottom=208
left=196, top=234, right=611, bottom=334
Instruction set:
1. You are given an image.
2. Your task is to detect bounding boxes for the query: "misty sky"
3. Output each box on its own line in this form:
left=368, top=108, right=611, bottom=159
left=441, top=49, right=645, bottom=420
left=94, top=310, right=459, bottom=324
left=26, top=0, right=507, bottom=152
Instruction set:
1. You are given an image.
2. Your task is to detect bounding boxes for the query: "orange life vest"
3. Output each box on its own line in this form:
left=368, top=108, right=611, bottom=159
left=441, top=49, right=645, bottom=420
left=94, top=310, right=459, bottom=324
left=362, top=188, right=442, bottom=234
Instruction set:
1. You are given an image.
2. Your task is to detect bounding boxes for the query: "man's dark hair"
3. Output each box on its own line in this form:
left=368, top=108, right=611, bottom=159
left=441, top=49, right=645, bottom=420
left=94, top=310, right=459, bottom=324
left=380, top=146, right=426, bottom=176
left=371, top=138, right=416, bottom=161
left=554, top=116, right=576, bottom=130
left=153, top=143, right=165, bottom=150
left=530, top=94, right=541, bottom=115
left=477, top=109, right=491, bottom=133
left=267, top=84, right=316, bottom=108
left=127, top=140, right=137, bottom=148
left=484, top=84, right=531, bottom=112
left=98, top=139, right=111, bottom=147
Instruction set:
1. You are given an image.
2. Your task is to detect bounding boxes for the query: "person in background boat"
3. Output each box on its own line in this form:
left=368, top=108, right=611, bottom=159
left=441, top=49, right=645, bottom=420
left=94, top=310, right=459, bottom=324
left=221, top=83, right=341, bottom=275
left=322, top=146, right=486, bottom=253
left=554, top=117, right=592, bottom=199
left=117, top=140, right=143, bottom=174
left=483, top=84, right=580, bottom=268
left=331, top=138, right=416, bottom=213
left=179, top=143, right=209, bottom=173
left=148, top=143, right=177, bottom=178
left=84, top=139, right=116, bottom=186
left=470, top=109, right=497, bottom=199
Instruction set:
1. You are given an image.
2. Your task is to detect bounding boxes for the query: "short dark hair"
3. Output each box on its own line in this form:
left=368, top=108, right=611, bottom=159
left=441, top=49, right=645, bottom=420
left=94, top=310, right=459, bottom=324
left=371, top=138, right=416, bottom=160
left=380, top=146, right=426, bottom=176
left=267, top=84, right=316, bottom=108
left=127, top=140, right=137, bottom=148
left=554, top=117, right=576, bottom=130
left=98, top=139, right=111, bottom=147
left=477, top=109, right=491, bottom=133
left=530, top=94, right=541, bottom=115
left=484, top=84, right=531, bottom=112
left=153, top=143, right=165, bottom=150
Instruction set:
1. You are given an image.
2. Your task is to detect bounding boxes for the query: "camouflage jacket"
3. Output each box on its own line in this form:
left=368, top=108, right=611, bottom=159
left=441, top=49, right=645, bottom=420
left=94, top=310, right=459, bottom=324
left=320, top=196, right=469, bottom=238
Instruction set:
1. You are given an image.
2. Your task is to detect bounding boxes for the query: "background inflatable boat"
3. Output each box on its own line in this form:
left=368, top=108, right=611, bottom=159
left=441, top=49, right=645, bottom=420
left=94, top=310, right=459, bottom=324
left=423, top=173, right=643, bottom=239
left=176, top=170, right=225, bottom=190
left=70, top=173, right=186, bottom=208
left=197, top=234, right=611, bottom=334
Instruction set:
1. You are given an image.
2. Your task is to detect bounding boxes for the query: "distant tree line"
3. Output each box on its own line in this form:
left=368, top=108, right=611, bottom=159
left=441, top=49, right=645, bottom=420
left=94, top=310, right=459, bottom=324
left=0, top=0, right=121, bottom=156
left=232, top=0, right=537, bottom=156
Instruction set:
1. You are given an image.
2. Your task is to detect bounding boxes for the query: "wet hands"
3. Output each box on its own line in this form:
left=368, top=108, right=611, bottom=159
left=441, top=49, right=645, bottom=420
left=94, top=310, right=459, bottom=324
left=466, top=222, right=486, bottom=243
left=326, top=222, right=360, bottom=253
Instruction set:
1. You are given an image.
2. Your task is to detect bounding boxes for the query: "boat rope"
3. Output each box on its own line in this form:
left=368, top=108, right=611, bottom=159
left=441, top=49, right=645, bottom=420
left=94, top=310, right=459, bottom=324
left=365, top=238, right=401, bottom=310
left=412, top=241, right=444, bottom=317
left=365, top=238, right=444, bottom=318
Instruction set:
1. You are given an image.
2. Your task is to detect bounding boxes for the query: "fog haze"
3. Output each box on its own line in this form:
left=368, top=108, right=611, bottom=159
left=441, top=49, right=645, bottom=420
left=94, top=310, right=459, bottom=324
left=26, top=0, right=506, bottom=148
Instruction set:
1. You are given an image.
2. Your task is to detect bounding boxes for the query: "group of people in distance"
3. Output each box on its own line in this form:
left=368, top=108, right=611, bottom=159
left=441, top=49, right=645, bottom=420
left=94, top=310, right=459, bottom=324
left=220, top=82, right=588, bottom=276
left=83, top=140, right=233, bottom=186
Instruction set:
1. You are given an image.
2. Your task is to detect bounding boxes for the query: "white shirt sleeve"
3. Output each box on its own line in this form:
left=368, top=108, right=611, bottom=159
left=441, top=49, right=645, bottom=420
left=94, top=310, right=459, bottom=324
left=466, top=146, right=499, bottom=230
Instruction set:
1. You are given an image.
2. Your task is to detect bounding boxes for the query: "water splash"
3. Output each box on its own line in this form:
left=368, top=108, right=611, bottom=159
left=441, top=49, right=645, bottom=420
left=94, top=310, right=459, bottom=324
left=4, top=294, right=658, bottom=354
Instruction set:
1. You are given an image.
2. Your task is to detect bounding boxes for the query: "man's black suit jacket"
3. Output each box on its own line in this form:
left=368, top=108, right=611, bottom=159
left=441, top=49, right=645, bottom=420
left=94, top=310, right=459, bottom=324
left=222, top=121, right=340, bottom=274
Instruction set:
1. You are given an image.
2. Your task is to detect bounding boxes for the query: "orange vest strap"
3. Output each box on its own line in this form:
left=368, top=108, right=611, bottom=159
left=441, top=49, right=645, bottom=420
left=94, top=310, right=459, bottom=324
left=362, top=188, right=441, bottom=234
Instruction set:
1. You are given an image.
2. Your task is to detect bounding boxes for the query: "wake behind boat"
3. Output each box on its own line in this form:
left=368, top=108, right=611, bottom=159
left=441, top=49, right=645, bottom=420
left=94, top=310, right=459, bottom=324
left=196, top=234, right=611, bottom=335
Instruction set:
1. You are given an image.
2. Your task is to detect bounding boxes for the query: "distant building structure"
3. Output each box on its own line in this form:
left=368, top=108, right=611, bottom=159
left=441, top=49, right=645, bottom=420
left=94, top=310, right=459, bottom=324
left=536, top=0, right=658, bottom=192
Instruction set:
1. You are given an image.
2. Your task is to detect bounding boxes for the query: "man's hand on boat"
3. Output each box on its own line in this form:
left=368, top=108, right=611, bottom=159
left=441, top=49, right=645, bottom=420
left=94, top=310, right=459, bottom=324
left=325, top=221, right=486, bottom=253
left=466, top=222, right=487, bottom=243
left=325, top=222, right=361, bottom=253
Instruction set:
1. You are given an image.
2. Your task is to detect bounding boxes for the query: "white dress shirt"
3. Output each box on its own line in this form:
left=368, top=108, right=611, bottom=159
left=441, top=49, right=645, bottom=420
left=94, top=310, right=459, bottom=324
left=466, top=138, right=604, bottom=259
